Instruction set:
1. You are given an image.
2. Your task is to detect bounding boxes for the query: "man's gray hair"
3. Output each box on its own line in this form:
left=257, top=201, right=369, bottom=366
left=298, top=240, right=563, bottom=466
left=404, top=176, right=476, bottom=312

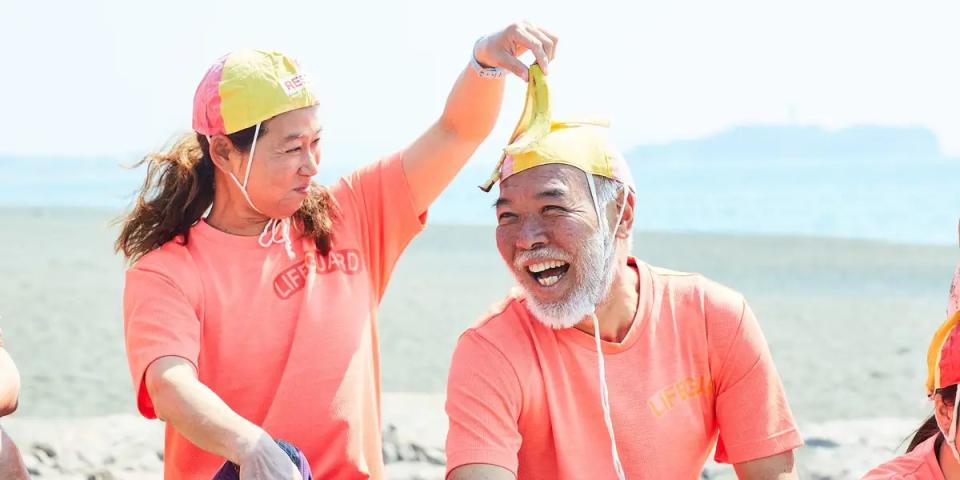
left=591, top=174, right=633, bottom=249
left=593, top=175, right=623, bottom=212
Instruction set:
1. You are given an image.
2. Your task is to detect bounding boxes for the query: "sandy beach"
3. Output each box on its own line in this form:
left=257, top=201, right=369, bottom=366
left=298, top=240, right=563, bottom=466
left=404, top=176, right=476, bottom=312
left=0, top=396, right=936, bottom=479
left=1, top=207, right=957, bottom=478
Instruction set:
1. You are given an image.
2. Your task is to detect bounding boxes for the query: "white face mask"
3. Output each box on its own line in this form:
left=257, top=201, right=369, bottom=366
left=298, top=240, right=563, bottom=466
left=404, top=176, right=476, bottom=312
left=207, top=122, right=296, bottom=260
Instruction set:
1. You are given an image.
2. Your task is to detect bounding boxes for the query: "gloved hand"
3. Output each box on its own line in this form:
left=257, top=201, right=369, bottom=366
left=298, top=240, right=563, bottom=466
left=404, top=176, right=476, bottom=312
left=237, top=428, right=304, bottom=480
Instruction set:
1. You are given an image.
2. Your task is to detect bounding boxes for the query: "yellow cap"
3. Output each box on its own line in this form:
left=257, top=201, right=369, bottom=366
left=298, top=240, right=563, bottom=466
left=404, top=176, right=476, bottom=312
left=479, top=64, right=633, bottom=192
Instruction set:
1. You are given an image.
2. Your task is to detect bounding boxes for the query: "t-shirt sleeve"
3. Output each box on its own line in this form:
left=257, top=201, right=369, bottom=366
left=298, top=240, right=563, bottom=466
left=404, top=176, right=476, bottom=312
left=123, top=260, right=202, bottom=419
left=445, top=331, right=523, bottom=477
left=860, top=434, right=939, bottom=478
left=708, top=294, right=803, bottom=464
left=331, top=151, right=427, bottom=301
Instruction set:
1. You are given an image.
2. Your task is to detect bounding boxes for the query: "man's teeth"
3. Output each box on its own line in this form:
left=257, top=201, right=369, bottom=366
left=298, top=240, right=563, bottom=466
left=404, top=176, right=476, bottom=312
left=528, top=260, right=566, bottom=273
left=538, top=275, right=561, bottom=286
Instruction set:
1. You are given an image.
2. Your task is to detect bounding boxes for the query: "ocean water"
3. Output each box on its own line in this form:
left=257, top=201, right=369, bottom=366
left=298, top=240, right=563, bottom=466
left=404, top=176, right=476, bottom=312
left=630, top=157, right=959, bottom=246
left=2, top=155, right=956, bottom=245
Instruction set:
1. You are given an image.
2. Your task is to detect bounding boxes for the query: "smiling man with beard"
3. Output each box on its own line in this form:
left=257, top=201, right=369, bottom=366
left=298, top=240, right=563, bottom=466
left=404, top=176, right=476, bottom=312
left=443, top=66, right=803, bottom=480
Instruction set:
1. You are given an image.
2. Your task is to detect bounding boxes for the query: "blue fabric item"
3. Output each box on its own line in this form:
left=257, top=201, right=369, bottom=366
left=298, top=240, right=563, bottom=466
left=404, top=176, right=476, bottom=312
left=211, top=439, right=312, bottom=480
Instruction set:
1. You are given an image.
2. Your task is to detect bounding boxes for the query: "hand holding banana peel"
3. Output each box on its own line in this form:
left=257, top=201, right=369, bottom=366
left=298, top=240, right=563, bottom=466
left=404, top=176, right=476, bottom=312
left=474, top=21, right=558, bottom=81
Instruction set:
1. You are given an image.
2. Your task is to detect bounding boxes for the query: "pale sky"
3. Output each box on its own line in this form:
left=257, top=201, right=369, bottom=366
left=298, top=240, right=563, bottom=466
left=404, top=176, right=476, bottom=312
left=4, top=0, right=960, bottom=164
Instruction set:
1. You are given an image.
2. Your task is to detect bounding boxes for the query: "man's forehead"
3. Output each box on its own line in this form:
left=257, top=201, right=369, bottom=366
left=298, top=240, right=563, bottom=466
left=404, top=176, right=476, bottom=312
left=499, top=164, right=586, bottom=195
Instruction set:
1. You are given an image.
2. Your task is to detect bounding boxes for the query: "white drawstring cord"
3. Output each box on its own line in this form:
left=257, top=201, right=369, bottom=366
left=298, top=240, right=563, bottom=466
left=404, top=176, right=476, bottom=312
left=591, top=312, right=626, bottom=480
left=948, top=388, right=960, bottom=461
left=258, top=218, right=296, bottom=259
left=207, top=123, right=296, bottom=260
left=585, top=171, right=603, bottom=231
left=226, top=122, right=265, bottom=216
left=585, top=171, right=629, bottom=480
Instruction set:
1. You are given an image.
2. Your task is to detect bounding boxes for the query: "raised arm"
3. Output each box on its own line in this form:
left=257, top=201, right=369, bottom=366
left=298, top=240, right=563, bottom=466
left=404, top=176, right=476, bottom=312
left=404, top=21, right=558, bottom=213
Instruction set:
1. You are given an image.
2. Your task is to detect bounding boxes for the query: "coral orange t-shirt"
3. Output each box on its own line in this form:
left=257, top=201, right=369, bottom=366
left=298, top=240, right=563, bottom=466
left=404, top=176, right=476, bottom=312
left=445, top=258, right=802, bottom=479
left=862, top=435, right=945, bottom=480
left=123, top=152, right=425, bottom=479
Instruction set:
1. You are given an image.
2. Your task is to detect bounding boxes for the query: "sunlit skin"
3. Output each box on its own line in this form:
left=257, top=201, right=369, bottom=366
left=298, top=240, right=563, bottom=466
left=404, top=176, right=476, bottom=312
left=495, top=165, right=599, bottom=305
left=206, top=105, right=323, bottom=236
left=494, top=164, right=637, bottom=342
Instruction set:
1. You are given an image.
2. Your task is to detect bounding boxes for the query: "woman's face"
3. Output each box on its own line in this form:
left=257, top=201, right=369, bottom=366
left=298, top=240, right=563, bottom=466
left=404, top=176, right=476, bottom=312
left=224, top=105, right=323, bottom=218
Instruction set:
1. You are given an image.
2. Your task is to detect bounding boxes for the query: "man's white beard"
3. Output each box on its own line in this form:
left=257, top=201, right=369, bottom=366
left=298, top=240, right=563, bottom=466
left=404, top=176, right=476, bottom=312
left=520, top=226, right=620, bottom=329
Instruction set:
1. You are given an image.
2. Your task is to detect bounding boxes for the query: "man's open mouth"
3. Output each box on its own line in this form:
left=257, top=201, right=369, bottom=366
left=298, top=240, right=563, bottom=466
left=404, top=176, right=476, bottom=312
left=527, top=260, right=570, bottom=287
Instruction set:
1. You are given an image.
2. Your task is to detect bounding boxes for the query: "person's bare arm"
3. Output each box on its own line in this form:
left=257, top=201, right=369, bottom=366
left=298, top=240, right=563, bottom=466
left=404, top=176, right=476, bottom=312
left=734, top=450, right=798, bottom=480
left=0, top=334, right=21, bottom=416
left=447, top=463, right=515, bottom=480
left=404, top=21, right=557, bottom=214
left=145, top=356, right=302, bottom=479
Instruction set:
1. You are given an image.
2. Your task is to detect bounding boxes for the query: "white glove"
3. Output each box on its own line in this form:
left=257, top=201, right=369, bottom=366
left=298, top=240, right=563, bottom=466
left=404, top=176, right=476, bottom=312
left=238, top=429, right=303, bottom=480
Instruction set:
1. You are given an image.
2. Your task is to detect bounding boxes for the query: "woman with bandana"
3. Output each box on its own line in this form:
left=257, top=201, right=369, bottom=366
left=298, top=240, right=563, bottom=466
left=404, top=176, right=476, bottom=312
left=116, top=22, right=557, bottom=480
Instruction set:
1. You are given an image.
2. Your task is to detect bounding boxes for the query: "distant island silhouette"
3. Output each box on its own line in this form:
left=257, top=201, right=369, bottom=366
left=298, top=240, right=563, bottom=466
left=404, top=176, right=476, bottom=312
left=625, top=124, right=949, bottom=162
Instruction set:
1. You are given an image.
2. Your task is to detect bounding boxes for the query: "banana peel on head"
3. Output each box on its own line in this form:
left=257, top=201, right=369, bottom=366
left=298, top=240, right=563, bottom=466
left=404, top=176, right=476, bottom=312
left=479, top=64, right=609, bottom=192
left=503, top=65, right=552, bottom=156
left=479, top=64, right=547, bottom=192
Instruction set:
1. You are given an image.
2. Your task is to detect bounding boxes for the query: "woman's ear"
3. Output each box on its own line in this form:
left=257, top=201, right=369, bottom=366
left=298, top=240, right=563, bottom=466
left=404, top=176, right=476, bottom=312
left=208, top=136, right=236, bottom=174
left=935, top=394, right=955, bottom=435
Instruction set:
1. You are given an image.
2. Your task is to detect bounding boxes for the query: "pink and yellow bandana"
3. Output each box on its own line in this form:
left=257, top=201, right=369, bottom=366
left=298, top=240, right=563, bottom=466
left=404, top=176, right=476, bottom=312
left=923, top=222, right=960, bottom=394
left=927, top=310, right=960, bottom=395
left=479, top=64, right=634, bottom=192
left=192, top=49, right=318, bottom=136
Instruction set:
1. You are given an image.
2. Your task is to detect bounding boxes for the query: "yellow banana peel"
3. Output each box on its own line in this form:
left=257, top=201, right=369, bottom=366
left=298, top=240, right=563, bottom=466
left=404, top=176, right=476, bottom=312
left=479, top=64, right=611, bottom=192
